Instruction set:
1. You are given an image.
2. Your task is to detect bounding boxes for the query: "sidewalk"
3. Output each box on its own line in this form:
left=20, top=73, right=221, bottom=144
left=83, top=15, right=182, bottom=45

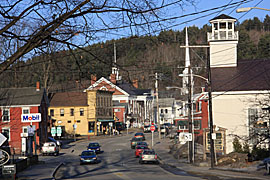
left=154, top=137, right=269, bottom=180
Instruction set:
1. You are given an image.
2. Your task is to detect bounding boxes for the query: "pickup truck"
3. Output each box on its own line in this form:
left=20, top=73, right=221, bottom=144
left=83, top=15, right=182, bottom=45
left=41, top=142, right=59, bottom=156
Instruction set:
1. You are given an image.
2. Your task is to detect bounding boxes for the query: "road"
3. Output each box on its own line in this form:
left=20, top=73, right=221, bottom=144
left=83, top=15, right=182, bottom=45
left=26, top=132, right=201, bottom=180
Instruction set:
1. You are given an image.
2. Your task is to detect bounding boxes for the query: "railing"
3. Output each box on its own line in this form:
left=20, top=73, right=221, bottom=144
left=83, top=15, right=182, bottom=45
left=207, top=31, right=238, bottom=41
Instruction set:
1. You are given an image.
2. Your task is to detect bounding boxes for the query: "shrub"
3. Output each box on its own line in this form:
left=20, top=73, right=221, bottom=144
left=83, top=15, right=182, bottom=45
left=232, top=137, right=243, bottom=153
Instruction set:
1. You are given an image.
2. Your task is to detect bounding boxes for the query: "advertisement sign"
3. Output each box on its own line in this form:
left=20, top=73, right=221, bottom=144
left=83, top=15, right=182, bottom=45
left=21, top=113, right=41, bottom=123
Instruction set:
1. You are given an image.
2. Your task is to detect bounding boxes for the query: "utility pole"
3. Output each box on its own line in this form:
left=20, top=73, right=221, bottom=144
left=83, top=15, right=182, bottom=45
left=207, top=47, right=215, bottom=169
left=155, top=72, right=161, bottom=139
left=188, top=66, right=193, bottom=163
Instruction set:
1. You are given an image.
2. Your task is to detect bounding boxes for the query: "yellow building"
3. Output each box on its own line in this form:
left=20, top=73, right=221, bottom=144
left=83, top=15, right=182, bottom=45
left=49, top=90, right=113, bottom=136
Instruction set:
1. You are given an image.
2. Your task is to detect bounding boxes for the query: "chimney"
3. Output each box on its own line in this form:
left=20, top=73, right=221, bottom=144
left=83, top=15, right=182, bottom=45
left=91, top=74, right=97, bottom=85
left=132, top=79, right=138, bottom=89
left=110, top=74, right=116, bottom=84
left=36, top=81, right=40, bottom=91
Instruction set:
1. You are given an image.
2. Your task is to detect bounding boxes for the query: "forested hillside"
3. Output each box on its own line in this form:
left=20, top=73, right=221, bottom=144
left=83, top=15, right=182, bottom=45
left=1, top=15, right=270, bottom=94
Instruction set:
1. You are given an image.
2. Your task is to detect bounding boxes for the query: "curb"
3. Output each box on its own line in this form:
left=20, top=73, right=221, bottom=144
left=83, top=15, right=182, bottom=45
left=51, top=162, right=65, bottom=180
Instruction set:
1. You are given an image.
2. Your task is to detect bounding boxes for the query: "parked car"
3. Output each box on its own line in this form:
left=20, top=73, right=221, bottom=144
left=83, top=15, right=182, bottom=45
left=79, top=150, right=98, bottom=165
left=87, top=142, right=101, bottom=153
left=130, top=137, right=144, bottom=149
left=135, top=145, right=149, bottom=157
left=139, top=149, right=159, bottom=164
left=134, top=132, right=145, bottom=140
left=41, top=142, right=59, bottom=156
left=48, top=137, right=62, bottom=147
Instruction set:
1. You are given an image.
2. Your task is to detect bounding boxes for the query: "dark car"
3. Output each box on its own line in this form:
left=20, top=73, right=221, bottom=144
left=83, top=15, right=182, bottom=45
left=79, top=150, right=98, bottom=165
left=130, top=137, right=144, bottom=149
left=134, top=132, right=145, bottom=140
left=87, top=142, right=101, bottom=153
left=136, top=141, right=148, bottom=148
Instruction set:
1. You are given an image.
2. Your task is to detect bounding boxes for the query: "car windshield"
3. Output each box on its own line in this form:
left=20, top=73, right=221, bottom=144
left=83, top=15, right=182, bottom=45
left=89, top=143, right=99, bottom=147
left=137, top=146, right=148, bottom=149
left=135, top=133, right=143, bottom=136
left=143, top=150, right=155, bottom=155
left=81, top=151, right=95, bottom=156
left=133, top=138, right=143, bottom=141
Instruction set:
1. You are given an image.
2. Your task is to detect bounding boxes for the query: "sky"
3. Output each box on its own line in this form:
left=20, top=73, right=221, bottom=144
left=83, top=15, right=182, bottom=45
left=171, top=0, right=270, bottom=30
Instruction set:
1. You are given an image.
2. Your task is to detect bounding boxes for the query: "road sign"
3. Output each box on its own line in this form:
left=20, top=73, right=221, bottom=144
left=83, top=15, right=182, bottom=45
left=179, top=132, right=192, bottom=142
left=51, top=127, right=56, bottom=136
left=150, top=125, right=155, bottom=132
left=57, top=126, right=62, bottom=136
left=0, top=149, right=10, bottom=166
left=2, top=164, right=16, bottom=175
left=0, top=133, right=7, bottom=146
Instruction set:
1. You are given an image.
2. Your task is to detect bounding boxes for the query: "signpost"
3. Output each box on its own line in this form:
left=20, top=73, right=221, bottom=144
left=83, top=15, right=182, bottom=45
left=51, top=127, right=56, bottom=137
left=57, top=126, right=62, bottom=137
left=150, top=125, right=155, bottom=148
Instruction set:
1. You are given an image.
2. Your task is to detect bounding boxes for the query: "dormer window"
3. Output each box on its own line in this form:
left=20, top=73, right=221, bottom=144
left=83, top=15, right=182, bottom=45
left=214, top=23, right=218, bottom=30
left=228, top=22, right=232, bottom=29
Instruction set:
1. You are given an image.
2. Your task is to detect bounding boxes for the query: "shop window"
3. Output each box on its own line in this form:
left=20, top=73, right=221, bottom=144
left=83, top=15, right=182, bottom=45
left=60, top=109, right=64, bottom=116
left=88, top=122, right=95, bottom=133
left=178, top=121, right=188, bottom=130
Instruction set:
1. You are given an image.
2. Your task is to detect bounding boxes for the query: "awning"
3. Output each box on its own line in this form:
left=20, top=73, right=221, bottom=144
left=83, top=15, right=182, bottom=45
left=97, top=119, right=115, bottom=122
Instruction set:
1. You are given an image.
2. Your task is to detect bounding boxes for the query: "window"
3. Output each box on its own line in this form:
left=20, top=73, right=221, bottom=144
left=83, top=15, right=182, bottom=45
left=70, top=108, right=74, bottom=116
left=22, top=126, right=28, bottom=133
left=165, top=109, right=168, bottom=114
left=2, top=108, right=10, bottom=122
left=22, top=107, right=30, bottom=114
left=80, top=108, right=84, bottom=116
left=178, top=121, right=188, bottom=130
left=214, top=23, right=218, bottom=30
left=220, top=22, right=226, bottom=29
left=77, top=120, right=81, bottom=123
left=161, top=109, right=164, bottom=114
left=194, top=120, right=201, bottom=130
left=2, top=127, right=10, bottom=141
left=67, top=120, right=71, bottom=123
left=228, top=22, right=232, bottom=29
left=60, top=109, right=64, bottom=116
left=50, top=109, right=54, bottom=116
left=88, top=121, right=95, bottom=133
left=114, top=109, right=120, bottom=112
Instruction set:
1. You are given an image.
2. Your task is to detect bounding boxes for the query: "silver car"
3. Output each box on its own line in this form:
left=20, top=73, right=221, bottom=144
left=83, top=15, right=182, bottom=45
left=139, top=149, right=159, bottom=164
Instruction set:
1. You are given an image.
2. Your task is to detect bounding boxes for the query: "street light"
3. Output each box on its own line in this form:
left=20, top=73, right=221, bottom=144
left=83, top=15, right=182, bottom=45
left=179, top=74, right=209, bottom=83
left=236, top=7, right=270, bottom=13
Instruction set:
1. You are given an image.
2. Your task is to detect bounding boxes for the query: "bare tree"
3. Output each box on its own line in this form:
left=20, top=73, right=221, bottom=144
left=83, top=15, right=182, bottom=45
left=0, top=0, right=197, bottom=75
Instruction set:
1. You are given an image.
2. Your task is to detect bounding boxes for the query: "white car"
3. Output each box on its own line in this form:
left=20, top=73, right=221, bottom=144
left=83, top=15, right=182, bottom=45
left=41, top=142, right=60, bottom=156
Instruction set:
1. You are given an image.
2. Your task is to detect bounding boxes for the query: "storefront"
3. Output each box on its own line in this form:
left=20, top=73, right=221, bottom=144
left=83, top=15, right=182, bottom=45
left=97, top=119, right=115, bottom=135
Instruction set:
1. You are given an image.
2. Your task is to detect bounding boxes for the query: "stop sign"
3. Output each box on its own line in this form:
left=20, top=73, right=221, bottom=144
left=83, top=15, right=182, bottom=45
left=150, top=125, right=155, bottom=132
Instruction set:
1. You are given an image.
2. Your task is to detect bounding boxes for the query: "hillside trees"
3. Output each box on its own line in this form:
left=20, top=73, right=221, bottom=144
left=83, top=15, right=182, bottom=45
left=0, top=0, right=198, bottom=88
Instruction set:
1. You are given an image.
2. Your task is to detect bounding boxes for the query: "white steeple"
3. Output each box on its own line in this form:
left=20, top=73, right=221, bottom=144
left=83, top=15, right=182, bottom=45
left=182, top=27, right=192, bottom=95
left=112, top=42, right=121, bottom=81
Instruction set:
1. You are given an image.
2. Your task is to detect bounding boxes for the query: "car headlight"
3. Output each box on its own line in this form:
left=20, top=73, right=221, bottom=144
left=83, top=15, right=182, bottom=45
left=93, top=157, right=97, bottom=159
left=80, top=158, right=85, bottom=160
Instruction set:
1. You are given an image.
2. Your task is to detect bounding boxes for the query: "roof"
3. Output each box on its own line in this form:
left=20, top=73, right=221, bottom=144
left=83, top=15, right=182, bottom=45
left=211, top=59, right=270, bottom=92
left=116, top=81, right=151, bottom=96
left=50, top=92, right=87, bottom=106
left=210, top=14, right=236, bottom=21
left=0, top=87, right=46, bottom=106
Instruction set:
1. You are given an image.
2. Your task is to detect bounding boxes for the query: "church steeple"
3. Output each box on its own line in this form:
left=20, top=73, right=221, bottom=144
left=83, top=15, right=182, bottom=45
left=207, top=14, right=238, bottom=67
left=111, top=42, right=121, bottom=81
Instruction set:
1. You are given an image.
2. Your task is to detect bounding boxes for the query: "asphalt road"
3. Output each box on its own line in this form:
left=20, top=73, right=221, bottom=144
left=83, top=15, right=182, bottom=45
left=48, top=132, right=201, bottom=180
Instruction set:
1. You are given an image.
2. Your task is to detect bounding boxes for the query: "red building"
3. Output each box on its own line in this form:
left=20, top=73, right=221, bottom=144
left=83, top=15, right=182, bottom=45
left=176, top=92, right=209, bottom=144
left=0, top=85, right=49, bottom=154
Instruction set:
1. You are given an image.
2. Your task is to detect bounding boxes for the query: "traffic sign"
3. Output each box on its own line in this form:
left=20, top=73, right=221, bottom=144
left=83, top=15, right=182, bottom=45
left=57, top=126, right=62, bottom=136
left=51, top=127, right=56, bottom=136
left=179, top=132, right=192, bottom=142
left=0, top=133, right=7, bottom=146
left=150, top=125, right=155, bottom=132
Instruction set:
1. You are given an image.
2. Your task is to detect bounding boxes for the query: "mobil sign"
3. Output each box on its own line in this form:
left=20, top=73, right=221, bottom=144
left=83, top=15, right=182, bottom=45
left=21, top=113, right=42, bottom=123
